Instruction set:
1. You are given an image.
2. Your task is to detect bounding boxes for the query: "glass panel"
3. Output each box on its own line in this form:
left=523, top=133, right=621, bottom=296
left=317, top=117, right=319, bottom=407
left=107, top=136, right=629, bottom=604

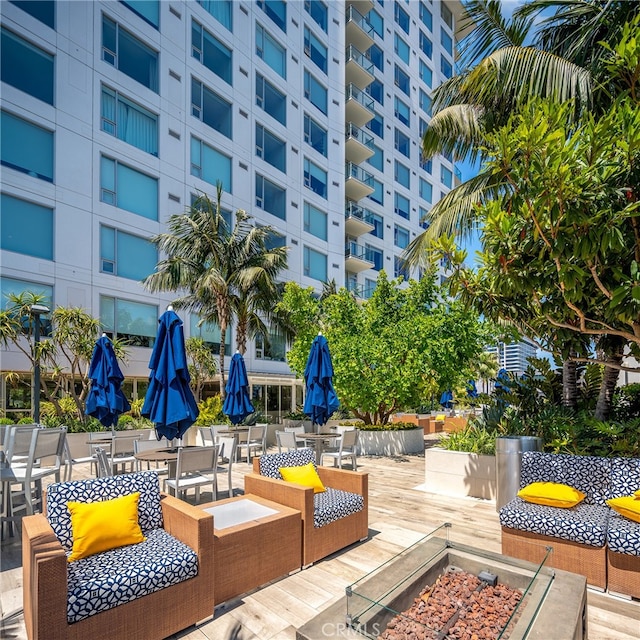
left=100, top=225, right=116, bottom=262
left=305, top=0, right=327, bottom=32
left=117, top=23, right=159, bottom=92
left=441, top=27, right=453, bottom=55
left=257, top=24, right=286, bottom=79
left=395, top=129, right=410, bottom=158
left=367, top=8, right=383, bottom=38
left=304, top=246, right=327, bottom=281
left=420, top=2, right=432, bottom=30
left=367, top=79, right=383, bottom=105
left=420, top=60, right=432, bottom=87
left=115, top=298, right=157, bottom=345
left=116, top=230, right=157, bottom=281
left=394, top=225, right=409, bottom=249
left=199, top=139, right=232, bottom=191
left=395, top=161, right=410, bottom=188
left=368, top=44, right=383, bottom=72
left=201, top=25, right=232, bottom=84
left=190, top=314, right=230, bottom=353
left=420, top=31, right=433, bottom=58
left=368, top=178, right=383, bottom=205
left=258, top=124, right=286, bottom=172
left=305, top=70, right=327, bottom=114
left=305, top=26, right=327, bottom=73
left=122, top=0, right=159, bottom=27
left=395, top=192, right=410, bottom=219
left=201, top=83, right=232, bottom=138
left=259, top=0, right=286, bottom=32
left=117, top=162, right=158, bottom=220
left=1, top=276, right=53, bottom=311
left=394, top=33, right=410, bottom=64
left=304, top=158, right=327, bottom=198
left=256, top=72, right=286, bottom=126
left=420, top=178, right=433, bottom=203
left=367, top=144, right=383, bottom=171
left=304, top=114, right=327, bottom=156
left=1, top=194, right=53, bottom=260
left=197, top=0, right=232, bottom=31
left=303, top=202, right=327, bottom=241
left=1, top=110, right=53, bottom=181
left=10, top=1, right=55, bottom=28
left=441, top=165, right=453, bottom=188
left=257, top=175, right=286, bottom=220
left=394, top=97, right=410, bottom=126
left=369, top=213, right=383, bottom=239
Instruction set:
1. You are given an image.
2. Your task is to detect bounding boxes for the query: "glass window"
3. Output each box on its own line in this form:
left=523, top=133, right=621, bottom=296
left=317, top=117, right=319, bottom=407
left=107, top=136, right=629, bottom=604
left=364, top=277, right=376, bottom=299
left=191, top=193, right=233, bottom=228
left=100, top=296, right=157, bottom=347
left=394, top=33, right=410, bottom=64
left=368, top=44, right=384, bottom=72
left=190, top=314, right=231, bottom=354
left=256, top=174, right=286, bottom=220
left=102, top=16, right=158, bottom=92
left=366, top=112, right=384, bottom=138
left=1, top=277, right=53, bottom=317
left=196, top=0, right=232, bottom=31
left=100, top=156, right=158, bottom=220
left=420, top=206, right=430, bottom=229
left=1, top=27, right=54, bottom=104
left=1, top=110, right=53, bottom=181
left=101, top=86, right=158, bottom=155
left=191, top=19, right=232, bottom=85
left=191, top=78, right=232, bottom=138
left=366, top=143, right=383, bottom=171
left=441, top=165, right=453, bottom=188
left=121, top=0, right=159, bottom=28
left=367, top=8, right=384, bottom=38
left=367, top=79, right=384, bottom=105
left=420, top=2, right=432, bottom=31
left=255, top=330, right=286, bottom=361
left=264, top=228, right=286, bottom=250
left=369, top=212, right=383, bottom=239
left=394, top=64, right=410, bottom=96
left=9, top=1, right=55, bottom=28
left=100, top=225, right=157, bottom=280
left=1, top=194, right=53, bottom=260
left=304, top=26, right=327, bottom=74
left=394, top=128, right=410, bottom=158
left=368, top=178, right=383, bottom=205
left=305, top=0, right=327, bottom=32
left=420, top=30, right=432, bottom=58
left=441, top=27, right=453, bottom=56
left=256, top=23, right=286, bottom=79
left=365, top=244, right=383, bottom=270
left=256, top=72, right=286, bottom=126
left=394, top=2, right=409, bottom=34
left=191, top=136, right=232, bottom=192
left=395, top=160, right=410, bottom=188
left=395, top=192, right=410, bottom=219
left=256, top=123, right=286, bottom=172
left=394, top=96, right=410, bottom=126
left=394, top=224, right=409, bottom=249
left=304, top=158, right=327, bottom=199
left=421, top=156, right=432, bottom=173
left=420, top=60, right=432, bottom=87
left=304, top=114, right=327, bottom=156
left=303, top=202, right=327, bottom=240
left=441, top=2, right=453, bottom=29
left=420, top=177, right=433, bottom=203
left=304, top=70, right=327, bottom=115
left=303, top=246, right=327, bottom=281
left=258, top=0, right=286, bottom=32
left=394, top=255, right=409, bottom=280
left=441, top=55, right=453, bottom=79
left=420, top=89, right=432, bottom=116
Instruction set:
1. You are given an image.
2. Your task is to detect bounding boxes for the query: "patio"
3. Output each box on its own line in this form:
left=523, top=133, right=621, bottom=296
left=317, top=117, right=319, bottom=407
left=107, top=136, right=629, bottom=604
left=2, top=441, right=638, bottom=640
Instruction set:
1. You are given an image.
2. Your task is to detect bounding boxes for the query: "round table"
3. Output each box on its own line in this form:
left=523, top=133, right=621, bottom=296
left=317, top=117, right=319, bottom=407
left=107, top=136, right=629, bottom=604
left=298, top=433, right=339, bottom=465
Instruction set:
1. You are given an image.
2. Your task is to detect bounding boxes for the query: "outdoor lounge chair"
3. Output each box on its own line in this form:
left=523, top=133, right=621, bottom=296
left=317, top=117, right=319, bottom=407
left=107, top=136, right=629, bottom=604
left=244, top=448, right=368, bottom=566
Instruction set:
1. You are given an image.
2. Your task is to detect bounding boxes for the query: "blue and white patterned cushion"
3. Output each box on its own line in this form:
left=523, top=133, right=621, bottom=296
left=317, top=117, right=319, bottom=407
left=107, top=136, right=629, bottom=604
left=258, top=448, right=316, bottom=479
left=520, top=452, right=562, bottom=487
left=313, top=488, right=364, bottom=528
left=607, top=513, right=640, bottom=556
left=46, top=471, right=163, bottom=551
left=499, top=498, right=609, bottom=547
left=610, top=457, right=640, bottom=498
left=66, top=528, right=198, bottom=623
left=556, top=454, right=611, bottom=505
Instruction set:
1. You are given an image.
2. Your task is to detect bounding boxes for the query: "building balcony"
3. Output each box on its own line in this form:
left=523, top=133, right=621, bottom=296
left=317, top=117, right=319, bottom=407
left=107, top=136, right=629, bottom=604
left=345, top=162, right=374, bottom=201
left=345, top=45, right=374, bottom=90
left=345, top=84, right=374, bottom=128
left=345, top=123, right=375, bottom=165
left=345, top=5, right=374, bottom=53
left=346, top=0, right=374, bottom=16
left=345, top=201, right=375, bottom=237
left=345, top=276, right=364, bottom=299
left=345, top=241, right=374, bottom=273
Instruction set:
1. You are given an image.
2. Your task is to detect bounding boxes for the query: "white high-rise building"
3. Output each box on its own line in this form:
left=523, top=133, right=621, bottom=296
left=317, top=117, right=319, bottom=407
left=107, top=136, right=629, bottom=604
left=1, top=0, right=463, bottom=420
left=487, top=339, right=539, bottom=378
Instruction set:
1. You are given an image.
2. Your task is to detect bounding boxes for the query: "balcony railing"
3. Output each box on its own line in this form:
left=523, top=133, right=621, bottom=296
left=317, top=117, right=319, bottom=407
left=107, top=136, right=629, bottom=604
left=345, top=241, right=369, bottom=261
left=345, top=44, right=374, bottom=90
left=346, top=123, right=374, bottom=148
left=345, top=162, right=374, bottom=187
left=345, top=201, right=374, bottom=225
left=346, top=5, right=374, bottom=37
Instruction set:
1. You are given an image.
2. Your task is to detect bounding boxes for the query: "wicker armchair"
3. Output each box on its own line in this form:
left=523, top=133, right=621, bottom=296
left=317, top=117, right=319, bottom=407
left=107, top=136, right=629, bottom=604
left=22, top=471, right=214, bottom=640
left=244, top=449, right=368, bottom=566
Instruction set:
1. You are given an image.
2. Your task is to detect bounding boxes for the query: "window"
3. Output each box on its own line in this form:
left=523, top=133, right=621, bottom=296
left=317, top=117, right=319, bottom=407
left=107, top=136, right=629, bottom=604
left=368, top=44, right=384, bottom=72
left=367, top=112, right=384, bottom=138
left=441, top=27, right=453, bottom=56
left=1, top=110, right=53, bottom=181
left=419, top=206, right=430, bottom=229
left=258, top=0, right=286, bottom=32
left=441, top=2, right=453, bottom=29
left=420, top=2, right=432, bottom=31
left=256, top=72, right=286, bottom=126
left=256, top=123, right=286, bottom=172
left=394, top=224, right=409, bottom=249
left=304, top=158, right=327, bottom=199
left=101, top=86, right=158, bottom=155
left=191, top=20, right=232, bottom=84
left=367, top=8, right=384, bottom=38
left=305, top=0, right=327, bottom=32
left=1, top=277, right=53, bottom=331
left=255, top=331, right=286, bottom=361
left=441, top=55, right=453, bottom=79
left=122, top=1, right=159, bottom=28
left=419, top=60, right=432, bottom=87
left=304, top=114, right=327, bottom=156
left=366, top=144, right=383, bottom=171
left=256, top=174, right=286, bottom=220
left=303, top=202, right=327, bottom=240
left=100, top=296, right=157, bottom=347
left=368, top=178, right=383, bottom=205
left=394, top=96, right=410, bottom=126
left=421, top=156, right=432, bottom=173
left=191, top=136, right=232, bottom=192
left=303, top=246, right=327, bottom=281
left=394, top=2, right=409, bottom=34
left=1, top=194, right=53, bottom=260
left=191, top=193, right=233, bottom=228
left=10, top=1, right=55, bottom=28
left=304, top=70, right=327, bottom=114
left=100, top=226, right=157, bottom=280
left=364, top=277, right=376, bottom=299
left=304, top=26, right=327, bottom=74
left=394, top=33, right=409, bottom=64
left=394, top=192, right=410, bottom=219
left=419, top=117, right=428, bottom=137
left=196, top=0, right=232, bottom=31
left=420, top=177, right=433, bottom=203
left=256, top=23, right=286, bottom=79
left=367, top=79, right=383, bottom=105
left=100, top=156, right=158, bottom=220
left=1, top=27, right=54, bottom=104
left=264, top=228, right=286, bottom=250
left=441, top=165, right=453, bottom=188
left=420, top=89, right=432, bottom=116
left=395, top=161, right=410, bottom=188
left=191, top=78, right=232, bottom=138
left=394, top=64, right=410, bottom=96
left=365, top=244, right=383, bottom=270
left=368, top=212, right=383, bottom=239
left=394, top=128, right=410, bottom=158
left=420, top=30, right=432, bottom=58
left=190, top=315, right=230, bottom=354
left=102, top=16, right=158, bottom=92
left=394, top=255, right=409, bottom=281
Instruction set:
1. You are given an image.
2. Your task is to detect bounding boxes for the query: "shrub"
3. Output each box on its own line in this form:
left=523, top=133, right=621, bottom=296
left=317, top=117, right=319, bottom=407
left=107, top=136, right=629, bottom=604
left=0, top=417, right=15, bottom=425
left=341, top=421, right=422, bottom=431
left=18, top=416, right=35, bottom=424
left=195, top=395, right=226, bottom=426
left=439, top=426, right=497, bottom=455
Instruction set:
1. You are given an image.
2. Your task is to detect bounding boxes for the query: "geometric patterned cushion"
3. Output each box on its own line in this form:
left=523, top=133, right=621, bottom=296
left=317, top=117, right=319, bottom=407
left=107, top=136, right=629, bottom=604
left=556, top=454, right=611, bottom=505
left=46, top=471, right=163, bottom=552
left=313, top=488, right=364, bottom=528
left=66, top=528, right=198, bottom=623
left=607, top=512, right=640, bottom=556
left=258, top=448, right=316, bottom=479
left=610, top=457, right=640, bottom=498
left=499, top=498, right=609, bottom=547
left=520, top=451, right=562, bottom=487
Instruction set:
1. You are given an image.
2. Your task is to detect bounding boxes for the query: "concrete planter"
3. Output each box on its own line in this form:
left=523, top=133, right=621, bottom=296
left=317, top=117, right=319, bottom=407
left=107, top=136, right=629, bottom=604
left=425, top=447, right=496, bottom=501
left=334, top=425, right=424, bottom=456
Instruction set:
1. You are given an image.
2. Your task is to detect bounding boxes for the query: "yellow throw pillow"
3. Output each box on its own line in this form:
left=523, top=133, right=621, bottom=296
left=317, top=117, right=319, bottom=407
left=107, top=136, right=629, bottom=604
left=607, top=496, right=640, bottom=523
left=67, top=492, right=145, bottom=562
left=634, top=489, right=640, bottom=499
left=279, top=462, right=326, bottom=493
left=517, top=482, right=586, bottom=508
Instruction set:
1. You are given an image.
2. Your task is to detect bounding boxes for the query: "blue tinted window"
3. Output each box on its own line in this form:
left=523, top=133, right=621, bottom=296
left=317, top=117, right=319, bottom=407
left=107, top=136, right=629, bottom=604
left=395, top=64, right=410, bottom=96
left=395, top=161, right=410, bottom=188
left=10, top=1, right=55, bottom=28
left=367, top=9, right=383, bottom=37
left=304, top=158, right=327, bottom=199
left=420, top=31, right=432, bottom=58
left=368, top=44, right=384, bottom=72
left=368, top=178, right=383, bottom=205
left=304, top=202, right=327, bottom=240
left=419, top=2, right=432, bottom=31
left=420, top=206, right=430, bottom=229
left=367, top=79, right=384, bottom=105
left=304, top=26, right=327, bottom=74
left=441, top=55, right=453, bottom=79
left=1, top=110, right=53, bottom=181
left=196, top=0, right=232, bottom=31
left=100, top=225, right=157, bottom=280
left=441, top=165, right=453, bottom=188
left=100, top=156, right=158, bottom=220
left=256, top=174, right=286, bottom=220
left=394, top=96, right=410, bottom=126
left=369, top=212, right=383, bottom=239
left=420, top=178, right=433, bottom=203
left=256, top=123, right=286, bottom=172
left=191, top=137, right=232, bottom=192
left=395, top=192, right=410, bottom=219
left=305, top=0, right=327, bottom=32
left=1, top=277, right=53, bottom=312
left=394, top=255, right=409, bottom=280
left=366, top=112, right=384, bottom=138
left=394, top=2, right=409, bottom=34
left=191, top=20, right=232, bottom=85
left=303, top=246, right=327, bottom=281
left=304, top=114, right=327, bottom=157
left=394, top=33, right=410, bottom=64
left=190, top=314, right=231, bottom=353
left=258, top=0, right=286, bottom=32
left=366, top=144, right=383, bottom=171
left=121, top=0, right=159, bottom=28
left=441, top=27, right=453, bottom=55
left=420, top=89, right=432, bottom=115
left=420, top=60, right=432, bottom=87
left=191, top=78, right=232, bottom=138
left=1, top=194, right=53, bottom=260
left=304, top=70, right=327, bottom=115
left=100, top=296, right=157, bottom=347
left=365, top=244, right=383, bottom=271
left=394, top=128, right=410, bottom=158
left=256, top=23, right=286, bottom=79
left=394, top=224, right=409, bottom=249
left=256, top=72, right=286, bottom=126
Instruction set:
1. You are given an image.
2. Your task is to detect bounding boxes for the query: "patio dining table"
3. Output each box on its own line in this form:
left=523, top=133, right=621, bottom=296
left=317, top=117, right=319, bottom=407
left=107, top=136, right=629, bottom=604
left=297, top=433, right=339, bottom=465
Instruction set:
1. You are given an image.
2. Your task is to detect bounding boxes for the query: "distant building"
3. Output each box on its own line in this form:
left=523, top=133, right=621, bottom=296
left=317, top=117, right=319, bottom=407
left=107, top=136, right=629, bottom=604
left=486, top=340, right=538, bottom=378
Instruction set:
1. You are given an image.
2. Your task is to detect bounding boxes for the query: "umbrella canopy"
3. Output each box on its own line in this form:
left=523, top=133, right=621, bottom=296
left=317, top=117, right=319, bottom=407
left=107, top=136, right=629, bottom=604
left=303, top=334, right=339, bottom=430
left=494, top=368, right=510, bottom=392
left=439, top=390, right=454, bottom=409
left=142, top=309, right=199, bottom=441
left=223, top=351, right=255, bottom=425
left=85, top=335, right=131, bottom=428
left=466, top=380, right=478, bottom=398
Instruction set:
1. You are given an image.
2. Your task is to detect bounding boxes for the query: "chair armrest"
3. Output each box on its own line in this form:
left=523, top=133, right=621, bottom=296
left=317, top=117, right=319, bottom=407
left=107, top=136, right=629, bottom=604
left=160, top=492, right=213, bottom=552
left=317, top=468, right=368, bottom=495
left=244, top=472, right=314, bottom=517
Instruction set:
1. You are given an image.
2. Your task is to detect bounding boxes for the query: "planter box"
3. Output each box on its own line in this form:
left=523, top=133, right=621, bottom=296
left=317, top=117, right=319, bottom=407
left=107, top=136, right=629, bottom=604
left=425, top=447, right=496, bottom=501
left=334, top=426, right=424, bottom=456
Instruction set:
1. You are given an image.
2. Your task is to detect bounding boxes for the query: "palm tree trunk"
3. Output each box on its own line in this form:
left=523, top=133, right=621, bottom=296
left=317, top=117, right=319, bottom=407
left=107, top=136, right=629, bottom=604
left=219, top=325, right=227, bottom=399
left=594, top=344, right=624, bottom=420
left=562, top=357, right=577, bottom=409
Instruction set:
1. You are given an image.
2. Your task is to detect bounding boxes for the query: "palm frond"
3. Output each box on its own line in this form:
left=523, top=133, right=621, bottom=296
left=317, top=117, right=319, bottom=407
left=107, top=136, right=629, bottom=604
left=422, top=104, right=486, bottom=161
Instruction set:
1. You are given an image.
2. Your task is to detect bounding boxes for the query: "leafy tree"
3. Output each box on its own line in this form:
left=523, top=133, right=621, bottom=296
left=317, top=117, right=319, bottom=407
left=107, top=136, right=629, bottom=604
left=185, top=337, right=217, bottom=402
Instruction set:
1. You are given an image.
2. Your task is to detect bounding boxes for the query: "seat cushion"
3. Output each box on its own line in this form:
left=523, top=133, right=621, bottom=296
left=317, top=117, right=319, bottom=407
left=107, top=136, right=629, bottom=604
left=610, top=457, right=640, bottom=498
left=313, top=488, right=364, bottom=528
left=607, top=512, right=640, bottom=556
left=258, top=448, right=315, bottom=479
left=499, top=498, right=609, bottom=547
left=66, top=528, right=198, bottom=623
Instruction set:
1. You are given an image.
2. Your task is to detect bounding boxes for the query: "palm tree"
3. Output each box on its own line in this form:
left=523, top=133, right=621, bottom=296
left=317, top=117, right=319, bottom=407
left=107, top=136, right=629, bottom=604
left=144, top=184, right=288, bottom=397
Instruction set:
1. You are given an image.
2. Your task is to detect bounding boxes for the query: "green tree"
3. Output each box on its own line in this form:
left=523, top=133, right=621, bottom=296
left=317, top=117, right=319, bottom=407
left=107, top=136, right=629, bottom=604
left=185, top=337, right=217, bottom=402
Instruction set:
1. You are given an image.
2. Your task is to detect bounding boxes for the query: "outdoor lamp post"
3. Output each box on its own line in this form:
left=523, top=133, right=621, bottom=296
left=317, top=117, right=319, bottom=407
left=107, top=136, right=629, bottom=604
left=30, top=303, right=50, bottom=423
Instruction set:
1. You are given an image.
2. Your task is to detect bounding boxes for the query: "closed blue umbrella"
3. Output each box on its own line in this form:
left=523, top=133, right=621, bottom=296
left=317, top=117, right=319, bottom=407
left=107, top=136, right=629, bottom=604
left=142, top=308, right=199, bottom=441
left=439, top=390, right=454, bottom=409
left=303, top=333, right=339, bottom=431
left=467, top=380, right=478, bottom=398
left=86, top=334, right=131, bottom=428
left=223, top=351, right=255, bottom=425
left=495, top=368, right=510, bottom=392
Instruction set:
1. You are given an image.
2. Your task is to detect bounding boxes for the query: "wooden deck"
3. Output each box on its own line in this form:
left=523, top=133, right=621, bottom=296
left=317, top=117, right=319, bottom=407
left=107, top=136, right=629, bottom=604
left=2, top=446, right=638, bottom=639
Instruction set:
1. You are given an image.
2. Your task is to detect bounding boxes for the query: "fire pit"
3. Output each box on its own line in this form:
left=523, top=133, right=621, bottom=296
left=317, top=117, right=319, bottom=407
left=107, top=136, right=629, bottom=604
left=297, top=524, right=587, bottom=640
